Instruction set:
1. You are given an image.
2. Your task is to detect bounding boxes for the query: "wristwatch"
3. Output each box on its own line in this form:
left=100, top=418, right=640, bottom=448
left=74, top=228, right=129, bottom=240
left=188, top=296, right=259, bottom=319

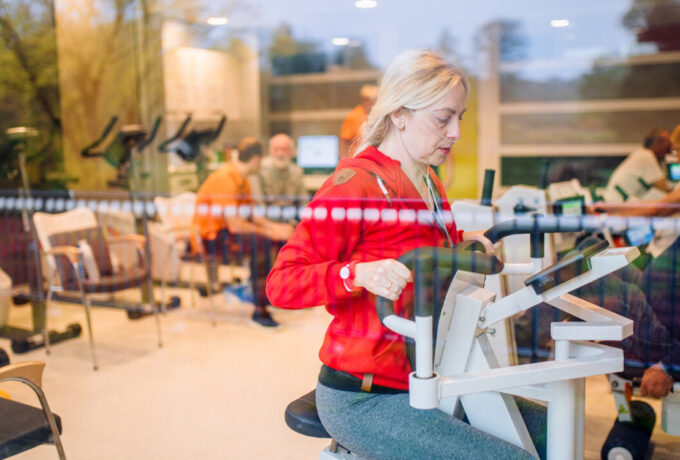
left=340, top=261, right=359, bottom=292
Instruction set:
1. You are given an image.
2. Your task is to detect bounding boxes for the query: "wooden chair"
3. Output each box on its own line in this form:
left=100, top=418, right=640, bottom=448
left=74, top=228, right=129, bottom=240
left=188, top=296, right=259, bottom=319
left=0, top=361, right=65, bottom=459
left=33, top=207, right=159, bottom=370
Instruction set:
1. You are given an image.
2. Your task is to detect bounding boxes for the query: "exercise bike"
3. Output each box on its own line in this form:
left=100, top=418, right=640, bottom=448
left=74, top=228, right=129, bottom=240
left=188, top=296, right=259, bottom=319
left=0, top=127, right=82, bottom=353
left=285, top=217, right=639, bottom=460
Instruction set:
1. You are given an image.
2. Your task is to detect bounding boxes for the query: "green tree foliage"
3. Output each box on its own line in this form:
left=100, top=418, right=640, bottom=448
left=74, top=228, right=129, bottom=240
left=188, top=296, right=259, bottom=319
left=0, top=0, right=63, bottom=187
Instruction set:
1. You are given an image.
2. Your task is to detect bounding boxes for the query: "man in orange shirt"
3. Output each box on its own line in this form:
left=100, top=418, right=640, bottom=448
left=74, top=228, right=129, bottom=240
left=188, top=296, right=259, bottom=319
left=339, top=84, right=377, bottom=159
left=194, top=137, right=294, bottom=327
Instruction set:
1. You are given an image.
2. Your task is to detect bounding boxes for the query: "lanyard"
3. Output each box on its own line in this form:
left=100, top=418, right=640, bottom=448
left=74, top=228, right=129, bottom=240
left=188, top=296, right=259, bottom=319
left=374, top=171, right=454, bottom=247
left=424, top=172, right=454, bottom=247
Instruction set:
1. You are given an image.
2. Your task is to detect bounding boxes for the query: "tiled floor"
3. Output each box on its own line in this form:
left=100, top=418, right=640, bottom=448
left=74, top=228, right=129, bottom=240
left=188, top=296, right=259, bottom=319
left=1, top=288, right=679, bottom=459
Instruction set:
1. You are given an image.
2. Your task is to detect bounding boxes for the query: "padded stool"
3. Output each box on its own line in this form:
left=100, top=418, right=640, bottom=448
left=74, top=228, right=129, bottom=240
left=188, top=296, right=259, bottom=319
left=285, top=390, right=330, bottom=438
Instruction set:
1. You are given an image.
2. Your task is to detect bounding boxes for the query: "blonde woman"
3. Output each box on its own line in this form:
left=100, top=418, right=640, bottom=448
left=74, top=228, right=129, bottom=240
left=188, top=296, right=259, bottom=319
left=267, top=50, right=546, bottom=459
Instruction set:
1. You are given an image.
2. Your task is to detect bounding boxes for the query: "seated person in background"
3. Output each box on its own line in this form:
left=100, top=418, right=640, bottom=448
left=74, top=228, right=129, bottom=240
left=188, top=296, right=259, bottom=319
left=603, top=128, right=674, bottom=202
left=596, top=127, right=679, bottom=216
left=249, top=133, right=308, bottom=222
left=339, top=83, right=378, bottom=159
left=193, top=137, right=294, bottom=327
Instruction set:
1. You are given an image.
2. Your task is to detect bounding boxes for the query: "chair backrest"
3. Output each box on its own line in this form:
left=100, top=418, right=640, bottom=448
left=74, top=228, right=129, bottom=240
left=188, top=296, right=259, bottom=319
left=154, top=192, right=196, bottom=231
left=33, top=207, right=98, bottom=253
left=33, top=207, right=112, bottom=283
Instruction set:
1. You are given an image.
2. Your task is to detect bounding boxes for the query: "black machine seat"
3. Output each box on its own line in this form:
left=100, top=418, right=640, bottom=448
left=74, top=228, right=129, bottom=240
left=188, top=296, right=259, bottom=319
left=285, top=390, right=330, bottom=438
left=0, top=397, right=62, bottom=459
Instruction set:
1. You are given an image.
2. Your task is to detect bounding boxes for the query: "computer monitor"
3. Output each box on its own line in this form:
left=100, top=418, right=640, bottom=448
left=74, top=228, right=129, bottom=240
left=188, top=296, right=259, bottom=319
left=667, top=163, right=680, bottom=182
left=552, top=196, right=586, bottom=217
left=624, top=225, right=655, bottom=247
left=296, top=135, right=338, bottom=172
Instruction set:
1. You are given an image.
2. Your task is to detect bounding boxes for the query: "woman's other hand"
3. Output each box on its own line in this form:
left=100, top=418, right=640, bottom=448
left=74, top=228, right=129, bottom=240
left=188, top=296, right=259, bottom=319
left=354, top=259, right=413, bottom=301
left=461, top=230, right=496, bottom=254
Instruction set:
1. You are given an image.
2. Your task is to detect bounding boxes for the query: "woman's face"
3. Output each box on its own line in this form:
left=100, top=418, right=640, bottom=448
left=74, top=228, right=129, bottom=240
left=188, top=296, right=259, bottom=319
left=399, top=83, right=466, bottom=167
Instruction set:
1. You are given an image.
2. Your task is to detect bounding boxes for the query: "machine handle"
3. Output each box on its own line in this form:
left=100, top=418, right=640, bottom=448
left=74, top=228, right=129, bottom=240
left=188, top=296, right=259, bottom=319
left=138, top=116, right=162, bottom=151
left=480, top=169, right=495, bottom=207
left=207, top=114, right=227, bottom=144
left=375, top=246, right=503, bottom=322
left=483, top=214, right=602, bottom=244
left=81, top=116, right=118, bottom=156
left=158, top=114, right=192, bottom=152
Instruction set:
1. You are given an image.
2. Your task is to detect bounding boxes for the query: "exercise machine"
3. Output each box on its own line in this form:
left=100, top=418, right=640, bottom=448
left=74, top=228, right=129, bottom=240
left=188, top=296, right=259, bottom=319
left=0, top=127, right=81, bottom=353
left=160, top=112, right=227, bottom=186
left=285, top=217, right=639, bottom=460
left=81, top=116, right=174, bottom=335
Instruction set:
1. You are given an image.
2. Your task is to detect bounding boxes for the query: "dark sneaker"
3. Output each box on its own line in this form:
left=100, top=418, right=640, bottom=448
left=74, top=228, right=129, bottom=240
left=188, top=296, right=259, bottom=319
left=252, top=309, right=279, bottom=328
left=198, top=284, right=221, bottom=297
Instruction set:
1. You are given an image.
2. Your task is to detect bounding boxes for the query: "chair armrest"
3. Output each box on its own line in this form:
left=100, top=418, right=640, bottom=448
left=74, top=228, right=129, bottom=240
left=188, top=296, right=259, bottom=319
left=0, top=361, right=45, bottom=388
left=0, top=361, right=66, bottom=459
left=164, top=224, right=199, bottom=234
left=107, top=234, right=148, bottom=269
left=44, top=246, right=80, bottom=264
left=107, top=234, right=146, bottom=249
left=163, top=224, right=204, bottom=253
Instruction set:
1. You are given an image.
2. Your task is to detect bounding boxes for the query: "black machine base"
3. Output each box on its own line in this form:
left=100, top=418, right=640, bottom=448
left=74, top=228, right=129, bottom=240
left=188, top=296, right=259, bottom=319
left=1, top=324, right=82, bottom=354
left=601, top=400, right=656, bottom=460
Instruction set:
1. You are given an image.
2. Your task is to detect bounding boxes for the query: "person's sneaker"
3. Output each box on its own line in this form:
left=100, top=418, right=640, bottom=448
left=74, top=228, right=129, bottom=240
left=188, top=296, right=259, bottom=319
left=252, top=309, right=279, bottom=328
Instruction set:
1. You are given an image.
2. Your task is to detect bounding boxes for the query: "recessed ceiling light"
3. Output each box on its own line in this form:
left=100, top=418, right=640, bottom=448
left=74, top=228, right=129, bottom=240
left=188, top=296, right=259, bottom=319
left=355, top=0, right=377, bottom=9
left=332, top=37, right=350, bottom=46
left=550, top=19, right=570, bottom=28
left=206, top=17, right=228, bottom=26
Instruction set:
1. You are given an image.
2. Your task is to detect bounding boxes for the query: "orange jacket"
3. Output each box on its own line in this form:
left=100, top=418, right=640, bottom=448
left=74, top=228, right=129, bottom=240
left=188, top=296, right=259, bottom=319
left=267, top=146, right=462, bottom=389
left=193, top=162, right=252, bottom=241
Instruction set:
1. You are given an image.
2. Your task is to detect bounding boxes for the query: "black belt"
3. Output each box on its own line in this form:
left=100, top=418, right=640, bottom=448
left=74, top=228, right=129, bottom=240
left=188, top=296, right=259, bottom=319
left=318, top=365, right=408, bottom=395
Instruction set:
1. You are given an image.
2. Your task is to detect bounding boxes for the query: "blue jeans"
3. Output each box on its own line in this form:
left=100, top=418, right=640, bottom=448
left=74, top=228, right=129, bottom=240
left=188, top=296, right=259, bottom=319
left=316, top=382, right=547, bottom=460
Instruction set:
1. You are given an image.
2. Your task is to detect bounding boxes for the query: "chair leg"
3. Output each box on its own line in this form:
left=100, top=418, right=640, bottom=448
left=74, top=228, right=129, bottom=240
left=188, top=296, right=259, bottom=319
left=189, top=257, right=196, bottom=309
left=72, top=265, right=99, bottom=371
left=152, top=305, right=163, bottom=348
left=43, top=268, right=58, bottom=356
left=81, top=297, right=98, bottom=371
left=204, top=256, right=217, bottom=326
left=160, top=268, right=167, bottom=314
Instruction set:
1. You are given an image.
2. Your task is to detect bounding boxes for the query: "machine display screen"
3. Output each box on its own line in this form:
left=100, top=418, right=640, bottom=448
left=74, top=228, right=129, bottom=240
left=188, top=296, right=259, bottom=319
left=296, top=135, right=339, bottom=170
left=624, top=225, right=655, bottom=247
left=552, top=196, right=585, bottom=217
left=668, top=163, right=680, bottom=182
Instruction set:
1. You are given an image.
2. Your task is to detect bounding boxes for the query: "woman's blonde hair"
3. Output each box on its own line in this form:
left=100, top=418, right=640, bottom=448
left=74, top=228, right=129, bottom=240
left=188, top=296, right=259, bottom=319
left=358, top=50, right=468, bottom=153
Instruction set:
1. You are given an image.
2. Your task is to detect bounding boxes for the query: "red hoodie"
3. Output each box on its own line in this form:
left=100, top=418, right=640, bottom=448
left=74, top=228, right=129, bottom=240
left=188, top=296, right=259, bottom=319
left=266, top=146, right=462, bottom=390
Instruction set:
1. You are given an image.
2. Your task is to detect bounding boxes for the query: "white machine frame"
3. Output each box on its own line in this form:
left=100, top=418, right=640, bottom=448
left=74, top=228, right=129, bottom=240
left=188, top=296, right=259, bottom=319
left=380, top=245, right=639, bottom=460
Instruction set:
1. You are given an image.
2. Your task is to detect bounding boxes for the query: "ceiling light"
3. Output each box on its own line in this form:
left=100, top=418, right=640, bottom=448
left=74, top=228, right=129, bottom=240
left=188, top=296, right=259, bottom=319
left=550, top=19, right=570, bottom=28
left=206, top=17, right=228, bottom=26
left=332, top=37, right=350, bottom=46
left=355, top=0, right=377, bottom=8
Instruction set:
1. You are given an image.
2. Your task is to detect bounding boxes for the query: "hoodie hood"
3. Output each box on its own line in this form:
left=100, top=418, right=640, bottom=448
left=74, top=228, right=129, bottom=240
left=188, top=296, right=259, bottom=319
left=336, top=146, right=408, bottom=196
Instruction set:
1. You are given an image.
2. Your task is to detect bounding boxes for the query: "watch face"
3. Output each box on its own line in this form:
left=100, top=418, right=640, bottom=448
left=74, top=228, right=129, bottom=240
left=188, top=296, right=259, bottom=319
left=340, top=266, right=350, bottom=279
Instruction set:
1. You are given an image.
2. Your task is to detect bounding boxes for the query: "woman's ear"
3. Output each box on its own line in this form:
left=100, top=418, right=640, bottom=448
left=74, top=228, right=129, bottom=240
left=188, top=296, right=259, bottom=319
left=389, top=108, right=407, bottom=130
